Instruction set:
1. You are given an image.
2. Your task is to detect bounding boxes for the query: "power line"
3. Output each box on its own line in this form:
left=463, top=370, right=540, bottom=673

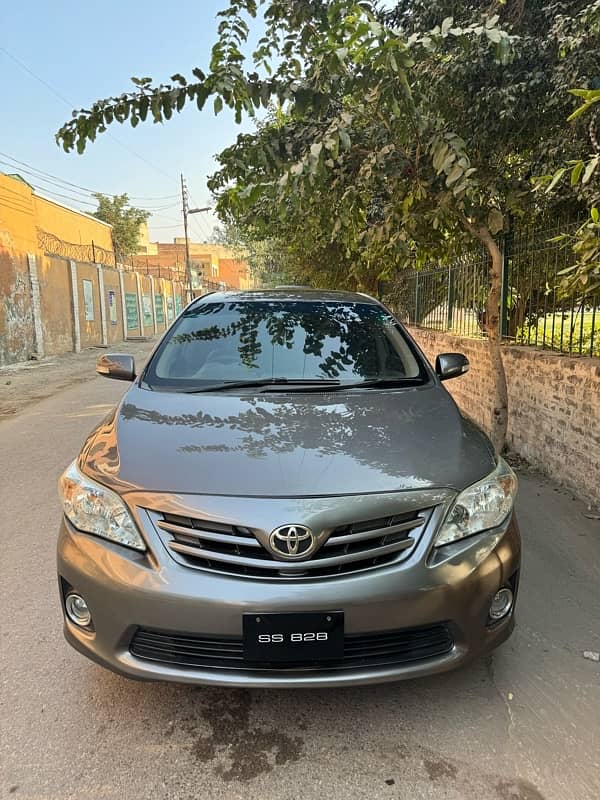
left=188, top=192, right=214, bottom=240
left=3, top=175, right=181, bottom=225
left=23, top=184, right=98, bottom=208
left=1, top=160, right=181, bottom=218
left=0, top=152, right=179, bottom=204
left=189, top=215, right=212, bottom=242
left=0, top=46, right=178, bottom=186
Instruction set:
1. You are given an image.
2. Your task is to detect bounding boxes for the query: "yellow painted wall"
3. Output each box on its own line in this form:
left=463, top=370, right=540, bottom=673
left=77, top=263, right=102, bottom=348
left=1, top=172, right=113, bottom=253
left=103, top=268, right=123, bottom=345
left=38, top=255, right=73, bottom=355
left=0, top=175, right=37, bottom=362
left=34, top=194, right=113, bottom=250
left=0, top=174, right=37, bottom=252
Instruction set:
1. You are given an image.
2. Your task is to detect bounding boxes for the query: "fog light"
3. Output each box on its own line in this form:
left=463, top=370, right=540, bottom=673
left=489, top=588, right=514, bottom=620
left=65, top=593, right=92, bottom=627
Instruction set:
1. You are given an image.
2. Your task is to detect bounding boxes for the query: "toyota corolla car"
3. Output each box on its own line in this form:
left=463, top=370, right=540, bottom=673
left=57, top=288, right=520, bottom=687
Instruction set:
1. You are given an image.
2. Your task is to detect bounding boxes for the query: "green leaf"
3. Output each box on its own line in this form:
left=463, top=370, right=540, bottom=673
left=213, top=96, right=223, bottom=115
left=570, top=161, right=584, bottom=185
left=486, top=28, right=502, bottom=44
left=591, top=207, right=599, bottom=223
left=545, top=167, right=566, bottom=193
left=582, top=156, right=599, bottom=184
left=441, top=17, right=453, bottom=35
left=338, top=128, right=351, bottom=151
left=446, top=164, right=463, bottom=185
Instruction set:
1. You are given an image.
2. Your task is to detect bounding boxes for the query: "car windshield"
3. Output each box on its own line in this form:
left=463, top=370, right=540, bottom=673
left=144, top=299, right=426, bottom=390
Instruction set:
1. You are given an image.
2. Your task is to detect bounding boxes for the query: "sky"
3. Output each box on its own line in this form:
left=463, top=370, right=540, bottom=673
left=0, top=0, right=259, bottom=242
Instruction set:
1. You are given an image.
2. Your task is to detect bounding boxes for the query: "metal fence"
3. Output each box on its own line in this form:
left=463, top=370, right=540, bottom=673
left=386, top=222, right=599, bottom=358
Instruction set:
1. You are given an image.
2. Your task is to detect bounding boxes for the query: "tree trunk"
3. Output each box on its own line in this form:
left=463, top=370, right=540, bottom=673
left=460, top=220, right=509, bottom=453
left=479, top=227, right=509, bottom=453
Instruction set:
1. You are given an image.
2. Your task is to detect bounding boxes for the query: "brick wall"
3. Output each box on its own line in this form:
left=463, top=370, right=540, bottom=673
left=409, top=327, right=600, bottom=506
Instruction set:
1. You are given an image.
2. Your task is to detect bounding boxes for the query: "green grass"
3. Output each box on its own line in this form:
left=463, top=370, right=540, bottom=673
left=515, top=311, right=600, bottom=356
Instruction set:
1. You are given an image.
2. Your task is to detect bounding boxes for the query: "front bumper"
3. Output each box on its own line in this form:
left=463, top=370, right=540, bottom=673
left=57, top=510, right=520, bottom=688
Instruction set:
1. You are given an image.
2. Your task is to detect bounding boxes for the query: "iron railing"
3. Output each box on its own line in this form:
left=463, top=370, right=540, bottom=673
left=385, top=223, right=599, bottom=358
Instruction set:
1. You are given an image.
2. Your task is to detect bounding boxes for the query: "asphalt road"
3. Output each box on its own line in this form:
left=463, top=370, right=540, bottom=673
left=1, top=372, right=599, bottom=800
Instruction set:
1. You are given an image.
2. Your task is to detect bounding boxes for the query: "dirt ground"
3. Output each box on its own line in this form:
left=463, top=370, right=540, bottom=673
left=0, top=339, right=157, bottom=419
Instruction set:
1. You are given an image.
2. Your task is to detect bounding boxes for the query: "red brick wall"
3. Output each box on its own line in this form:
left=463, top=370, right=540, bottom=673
left=409, top=327, right=600, bottom=506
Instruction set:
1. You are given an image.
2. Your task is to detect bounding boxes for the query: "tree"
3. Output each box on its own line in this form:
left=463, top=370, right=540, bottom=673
left=210, top=222, right=299, bottom=286
left=93, top=193, right=150, bottom=263
left=56, top=0, right=599, bottom=451
left=536, top=87, right=600, bottom=295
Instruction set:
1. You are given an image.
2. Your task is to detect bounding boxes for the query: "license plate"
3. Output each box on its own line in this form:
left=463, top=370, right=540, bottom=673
left=243, top=611, right=344, bottom=663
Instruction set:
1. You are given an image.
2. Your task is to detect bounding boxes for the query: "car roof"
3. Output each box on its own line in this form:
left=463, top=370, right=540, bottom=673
left=194, top=288, right=380, bottom=304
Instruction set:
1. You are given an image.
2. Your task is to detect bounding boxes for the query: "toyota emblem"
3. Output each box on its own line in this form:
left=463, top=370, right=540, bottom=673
left=269, top=525, right=317, bottom=560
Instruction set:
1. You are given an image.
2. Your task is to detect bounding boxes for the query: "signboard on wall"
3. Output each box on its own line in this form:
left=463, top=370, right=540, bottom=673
left=155, top=294, right=165, bottom=324
left=142, top=295, right=153, bottom=327
left=166, top=296, right=174, bottom=322
left=125, top=293, right=139, bottom=330
left=108, top=290, right=118, bottom=325
left=82, top=279, right=94, bottom=321
left=174, top=295, right=182, bottom=315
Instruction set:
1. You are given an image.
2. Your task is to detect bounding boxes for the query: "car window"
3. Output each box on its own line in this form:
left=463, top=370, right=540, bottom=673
left=145, top=300, right=424, bottom=388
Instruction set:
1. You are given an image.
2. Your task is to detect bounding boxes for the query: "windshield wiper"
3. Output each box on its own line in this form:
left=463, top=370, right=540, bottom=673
left=179, top=378, right=341, bottom=393
left=280, top=377, right=425, bottom=392
left=344, top=377, right=425, bottom=389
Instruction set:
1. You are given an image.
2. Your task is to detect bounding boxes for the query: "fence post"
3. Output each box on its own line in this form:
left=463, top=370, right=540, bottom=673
left=68, top=260, right=81, bottom=353
left=414, top=273, right=420, bottom=325
left=500, top=230, right=511, bottom=338
left=446, top=264, right=455, bottom=331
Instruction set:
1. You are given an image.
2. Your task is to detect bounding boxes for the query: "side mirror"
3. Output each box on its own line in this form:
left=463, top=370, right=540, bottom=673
left=96, top=353, right=136, bottom=382
left=435, top=352, right=469, bottom=381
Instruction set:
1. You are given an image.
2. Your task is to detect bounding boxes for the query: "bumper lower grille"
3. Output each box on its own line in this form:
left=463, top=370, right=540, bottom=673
left=149, top=507, right=432, bottom=579
left=130, top=624, right=453, bottom=672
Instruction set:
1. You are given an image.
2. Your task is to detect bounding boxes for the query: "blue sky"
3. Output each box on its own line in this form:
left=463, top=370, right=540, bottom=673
left=0, top=0, right=258, bottom=240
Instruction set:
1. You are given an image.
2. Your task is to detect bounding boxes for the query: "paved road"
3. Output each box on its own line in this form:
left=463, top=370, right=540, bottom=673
left=1, top=373, right=599, bottom=800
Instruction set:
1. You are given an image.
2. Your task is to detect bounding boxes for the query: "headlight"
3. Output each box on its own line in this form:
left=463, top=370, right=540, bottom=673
left=435, top=458, right=517, bottom=547
left=59, top=461, right=146, bottom=551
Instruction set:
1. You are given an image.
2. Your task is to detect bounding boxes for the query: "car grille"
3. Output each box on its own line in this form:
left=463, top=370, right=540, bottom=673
left=149, top=507, right=432, bottom=579
left=130, top=624, right=453, bottom=672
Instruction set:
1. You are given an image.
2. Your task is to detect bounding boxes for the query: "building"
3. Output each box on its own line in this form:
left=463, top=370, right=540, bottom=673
left=134, top=225, right=256, bottom=291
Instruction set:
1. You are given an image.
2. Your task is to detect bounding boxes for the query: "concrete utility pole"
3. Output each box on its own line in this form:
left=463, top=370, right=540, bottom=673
left=181, top=172, right=212, bottom=303
left=180, top=173, right=194, bottom=303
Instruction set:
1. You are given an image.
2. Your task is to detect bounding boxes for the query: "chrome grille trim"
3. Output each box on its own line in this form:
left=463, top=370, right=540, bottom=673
left=323, top=516, right=424, bottom=547
left=146, top=505, right=434, bottom=579
left=157, top=520, right=262, bottom=548
left=167, top=536, right=415, bottom=572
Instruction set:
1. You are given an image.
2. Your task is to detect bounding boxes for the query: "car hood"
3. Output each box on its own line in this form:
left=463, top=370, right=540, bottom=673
left=80, top=384, right=496, bottom=497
